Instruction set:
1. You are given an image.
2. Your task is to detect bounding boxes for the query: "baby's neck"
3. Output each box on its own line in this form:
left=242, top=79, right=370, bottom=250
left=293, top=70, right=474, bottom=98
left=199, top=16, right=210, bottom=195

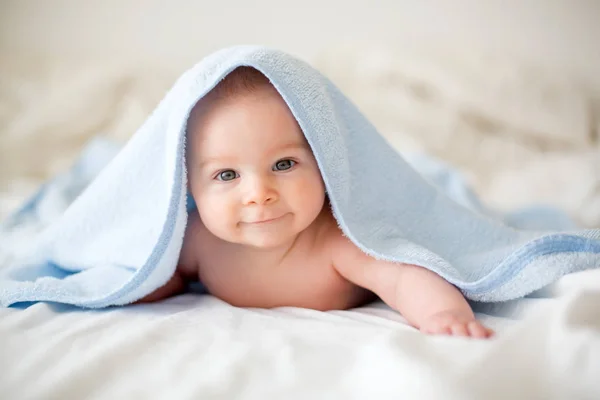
left=238, top=234, right=302, bottom=265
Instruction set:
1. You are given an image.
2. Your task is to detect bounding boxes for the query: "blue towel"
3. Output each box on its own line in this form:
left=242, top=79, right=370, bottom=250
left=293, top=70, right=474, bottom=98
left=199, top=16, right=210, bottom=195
left=1, top=46, right=599, bottom=308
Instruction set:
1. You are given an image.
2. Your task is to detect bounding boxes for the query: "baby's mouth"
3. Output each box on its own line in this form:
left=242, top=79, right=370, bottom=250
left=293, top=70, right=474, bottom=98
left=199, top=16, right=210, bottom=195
left=245, top=214, right=287, bottom=225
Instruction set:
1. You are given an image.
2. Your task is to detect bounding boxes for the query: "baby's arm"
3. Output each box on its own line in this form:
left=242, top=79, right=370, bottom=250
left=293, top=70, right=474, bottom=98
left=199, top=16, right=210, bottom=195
left=135, top=216, right=199, bottom=304
left=332, top=236, right=493, bottom=338
left=135, top=271, right=187, bottom=303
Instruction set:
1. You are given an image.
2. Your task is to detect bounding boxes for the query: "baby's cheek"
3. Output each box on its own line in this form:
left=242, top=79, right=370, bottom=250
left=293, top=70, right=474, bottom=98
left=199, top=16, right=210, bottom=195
left=293, top=176, right=325, bottom=207
left=284, top=191, right=323, bottom=233
left=198, top=198, right=235, bottom=235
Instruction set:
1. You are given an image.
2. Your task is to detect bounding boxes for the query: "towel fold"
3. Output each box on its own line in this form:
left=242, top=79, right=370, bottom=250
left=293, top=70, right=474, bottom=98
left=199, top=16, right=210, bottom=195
left=1, top=45, right=599, bottom=308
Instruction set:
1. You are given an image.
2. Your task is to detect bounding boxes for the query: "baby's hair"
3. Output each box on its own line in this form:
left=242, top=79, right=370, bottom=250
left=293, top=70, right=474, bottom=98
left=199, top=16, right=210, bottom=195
left=209, top=66, right=272, bottom=99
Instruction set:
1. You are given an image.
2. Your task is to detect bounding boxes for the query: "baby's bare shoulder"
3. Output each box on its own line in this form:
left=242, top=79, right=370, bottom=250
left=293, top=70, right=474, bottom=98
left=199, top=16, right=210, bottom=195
left=326, top=223, right=398, bottom=293
left=177, top=211, right=203, bottom=278
left=324, top=223, right=368, bottom=265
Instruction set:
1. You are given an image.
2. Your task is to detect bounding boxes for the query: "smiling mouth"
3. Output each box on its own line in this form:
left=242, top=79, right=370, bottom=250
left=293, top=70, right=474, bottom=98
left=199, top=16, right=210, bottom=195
left=247, top=214, right=286, bottom=225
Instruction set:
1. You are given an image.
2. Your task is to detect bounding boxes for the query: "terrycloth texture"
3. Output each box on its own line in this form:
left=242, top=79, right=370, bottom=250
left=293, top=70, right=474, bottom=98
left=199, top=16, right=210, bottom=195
left=0, top=46, right=599, bottom=308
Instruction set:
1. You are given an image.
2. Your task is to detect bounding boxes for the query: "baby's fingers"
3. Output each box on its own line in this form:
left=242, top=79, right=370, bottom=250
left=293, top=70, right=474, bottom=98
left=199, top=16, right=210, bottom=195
left=450, top=323, right=469, bottom=337
left=421, top=324, right=451, bottom=335
left=468, top=321, right=494, bottom=338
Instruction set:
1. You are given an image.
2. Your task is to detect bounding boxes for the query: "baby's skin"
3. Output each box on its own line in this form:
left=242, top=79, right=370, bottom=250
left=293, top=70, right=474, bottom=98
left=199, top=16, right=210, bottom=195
left=140, top=68, right=494, bottom=339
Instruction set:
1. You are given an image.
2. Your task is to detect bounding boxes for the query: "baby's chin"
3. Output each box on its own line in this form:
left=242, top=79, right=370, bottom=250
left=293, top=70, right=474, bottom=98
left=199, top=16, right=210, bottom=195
left=239, top=234, right=299, bottom=251
left=223, top=228, right=301, bottom=250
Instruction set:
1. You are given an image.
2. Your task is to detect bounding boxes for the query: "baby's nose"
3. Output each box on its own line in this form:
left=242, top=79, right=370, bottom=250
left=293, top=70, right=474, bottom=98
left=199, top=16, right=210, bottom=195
left=244, top=178, right=278, bottom=205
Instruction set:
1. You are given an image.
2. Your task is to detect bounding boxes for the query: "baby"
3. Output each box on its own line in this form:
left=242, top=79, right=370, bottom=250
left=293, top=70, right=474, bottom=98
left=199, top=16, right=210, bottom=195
left=140, top=67, right=494, bottom=339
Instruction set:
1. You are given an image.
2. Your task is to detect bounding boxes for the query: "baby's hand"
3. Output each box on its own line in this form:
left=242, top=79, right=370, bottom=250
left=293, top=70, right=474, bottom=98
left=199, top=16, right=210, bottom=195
left=419, top=310, right=494, bottom=339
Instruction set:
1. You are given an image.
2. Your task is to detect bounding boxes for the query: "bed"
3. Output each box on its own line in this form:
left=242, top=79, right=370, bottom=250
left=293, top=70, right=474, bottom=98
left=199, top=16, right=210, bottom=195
left=2, top=272, right=600, bottom=398
left=1, top=46, right=599, bottom=399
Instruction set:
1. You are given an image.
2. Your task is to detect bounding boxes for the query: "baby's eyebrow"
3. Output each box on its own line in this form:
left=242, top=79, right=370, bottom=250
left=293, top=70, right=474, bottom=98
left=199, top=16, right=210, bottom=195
left=274, top=141, right=310, bottom=152
left=197, top=142, right=310, bottom=168
left=197, top=157, right=236, bottom=168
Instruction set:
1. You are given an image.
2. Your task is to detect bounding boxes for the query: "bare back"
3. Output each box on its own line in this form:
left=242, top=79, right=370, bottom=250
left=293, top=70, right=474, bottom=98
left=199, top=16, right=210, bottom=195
left=178, top=208, right=374, bottom=311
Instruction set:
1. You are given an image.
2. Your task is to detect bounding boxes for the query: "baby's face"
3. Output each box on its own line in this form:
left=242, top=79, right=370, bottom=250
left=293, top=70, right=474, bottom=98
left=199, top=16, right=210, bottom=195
left=186, top=86, right=326, bottom=249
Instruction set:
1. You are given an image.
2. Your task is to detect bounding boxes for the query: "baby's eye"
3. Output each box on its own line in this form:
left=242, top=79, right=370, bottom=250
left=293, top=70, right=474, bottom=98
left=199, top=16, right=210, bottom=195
left=273, top=159, right=296, bottom=171
left=216, top=170, right=239, bottom=181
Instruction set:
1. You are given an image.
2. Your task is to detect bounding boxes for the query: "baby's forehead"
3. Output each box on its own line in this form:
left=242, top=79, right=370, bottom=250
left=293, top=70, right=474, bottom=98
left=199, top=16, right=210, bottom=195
left=188, top=83, right=277, bottom=130
left=187, top=98, right=308, bottom=156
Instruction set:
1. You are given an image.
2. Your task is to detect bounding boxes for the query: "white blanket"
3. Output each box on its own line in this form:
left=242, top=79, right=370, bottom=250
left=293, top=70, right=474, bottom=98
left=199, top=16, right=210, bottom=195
left=1, top=268, right=599, bottom=399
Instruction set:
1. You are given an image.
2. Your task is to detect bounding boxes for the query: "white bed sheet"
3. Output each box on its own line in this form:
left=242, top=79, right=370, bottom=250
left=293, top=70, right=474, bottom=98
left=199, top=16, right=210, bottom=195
left=1, top=269, right=599, bottom=400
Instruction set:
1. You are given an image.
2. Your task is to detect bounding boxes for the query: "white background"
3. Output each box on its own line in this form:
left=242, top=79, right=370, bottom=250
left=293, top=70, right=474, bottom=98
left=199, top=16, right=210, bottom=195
left=1, top=0, right=599, bottom=82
